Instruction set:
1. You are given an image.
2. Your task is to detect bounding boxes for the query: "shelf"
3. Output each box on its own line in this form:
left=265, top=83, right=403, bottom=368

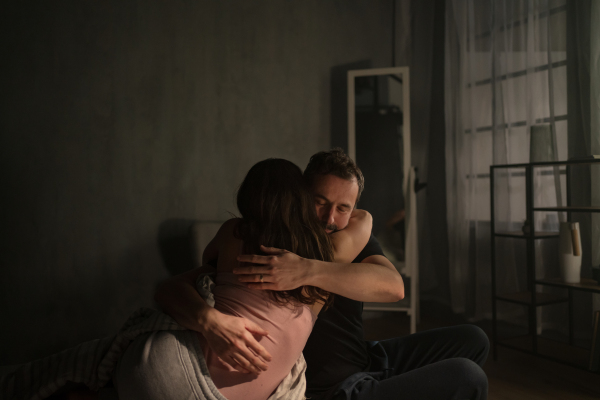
left=496, top=291, right=568, bottom=306
left=491, top=159, right=600, bottom=169
left=490, top=159, right=600, bottom=371
left=494, top=231, right=559, bottom=239
left=498, top=335, right=593, bottom=371
left=536, top=278, right=600, bottom=294
left=533, top=206, right=600, bottom=212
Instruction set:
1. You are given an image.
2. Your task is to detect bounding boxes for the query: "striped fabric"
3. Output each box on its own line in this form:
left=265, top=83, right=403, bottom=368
left=1, top=308, right=183, bottom=400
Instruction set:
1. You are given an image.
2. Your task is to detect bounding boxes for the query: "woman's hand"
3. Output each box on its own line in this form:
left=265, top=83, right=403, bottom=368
left=199, top=307, right=273, bottom=374
left=235, top=246, right=311, bottom=290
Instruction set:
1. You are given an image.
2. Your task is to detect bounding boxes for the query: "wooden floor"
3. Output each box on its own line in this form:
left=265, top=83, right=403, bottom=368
left=363, top=301, right=600, bottom=400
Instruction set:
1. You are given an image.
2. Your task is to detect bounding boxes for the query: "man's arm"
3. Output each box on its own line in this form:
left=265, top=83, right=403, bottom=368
left=155, top=220, right=273, bottom=374
left=308, top=254, right=404, bottom=301
left=155, top=266, right=273, bottom=374
left=235, top=248, right=404, bottom=302
left=154, top=265, right=217, bottom=334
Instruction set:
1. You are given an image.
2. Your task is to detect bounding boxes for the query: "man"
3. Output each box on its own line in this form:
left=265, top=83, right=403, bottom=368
left=156, top=148, right=489, bottom=399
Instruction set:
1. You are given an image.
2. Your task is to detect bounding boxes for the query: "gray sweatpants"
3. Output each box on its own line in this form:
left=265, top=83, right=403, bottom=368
left=113, top=330, right=228, bottom=400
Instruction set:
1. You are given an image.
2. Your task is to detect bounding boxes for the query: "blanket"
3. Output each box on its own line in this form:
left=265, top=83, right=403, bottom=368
left=0, top=308, right=181, bottom=399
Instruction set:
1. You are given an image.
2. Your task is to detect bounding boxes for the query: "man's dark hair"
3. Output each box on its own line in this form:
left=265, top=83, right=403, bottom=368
left=303, top=148, right=365, bottom=205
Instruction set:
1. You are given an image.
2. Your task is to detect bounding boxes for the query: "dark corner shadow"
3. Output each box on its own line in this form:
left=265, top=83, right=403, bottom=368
left=157, top=218, right=197, bottom=277
left=330, top=60, right=372, bottom=152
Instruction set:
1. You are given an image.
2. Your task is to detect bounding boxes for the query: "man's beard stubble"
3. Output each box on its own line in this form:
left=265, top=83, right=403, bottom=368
left=324, top=222, right=338, bottom=232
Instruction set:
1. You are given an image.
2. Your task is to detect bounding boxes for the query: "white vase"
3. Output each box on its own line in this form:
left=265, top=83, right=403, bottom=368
left=559, top=222, right=582, bottom=283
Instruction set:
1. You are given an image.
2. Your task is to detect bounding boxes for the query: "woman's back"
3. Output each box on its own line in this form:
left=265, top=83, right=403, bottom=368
left=198, top=220, right=316, bottom=400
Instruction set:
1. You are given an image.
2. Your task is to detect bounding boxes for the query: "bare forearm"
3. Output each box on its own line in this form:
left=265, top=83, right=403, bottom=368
left=155, top=273, right=274, bottom=374
left=154, top=279, right=212, bottom=333
left=305, top=259, right=404, bottom=302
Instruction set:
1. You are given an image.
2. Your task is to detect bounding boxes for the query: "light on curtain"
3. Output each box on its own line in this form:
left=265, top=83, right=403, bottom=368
left=445, top=0, right=570, bottom=321
left=446, top=0, right=600, bottom=346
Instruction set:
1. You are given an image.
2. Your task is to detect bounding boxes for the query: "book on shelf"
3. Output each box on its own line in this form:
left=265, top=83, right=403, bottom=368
left=591, top=311, right=600, bottom=371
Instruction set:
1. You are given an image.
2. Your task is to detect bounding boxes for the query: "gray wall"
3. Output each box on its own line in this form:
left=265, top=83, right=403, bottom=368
left=0, top=1, right=393, bottom=364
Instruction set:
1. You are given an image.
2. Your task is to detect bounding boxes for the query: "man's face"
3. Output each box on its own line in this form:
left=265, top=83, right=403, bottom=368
left=311, top=174, right=359, bottom=233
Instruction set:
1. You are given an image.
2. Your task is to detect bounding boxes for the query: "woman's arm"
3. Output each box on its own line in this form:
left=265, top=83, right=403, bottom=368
left=329, top=209, right=372, bottom=263
left=233, top=210, right=402, bottom=304
left=234, top=208, right=402, bottom=302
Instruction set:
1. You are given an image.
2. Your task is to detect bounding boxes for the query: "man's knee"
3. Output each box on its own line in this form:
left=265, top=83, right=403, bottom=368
left=465, top=325, right=489, bottom=347
left=454, top=358, right=487, bottom=383
left=471, top=325, right=490, bottom=366
left=457, top=325, right=490, bottom=365
left=448, top=358, right=488, bottom=397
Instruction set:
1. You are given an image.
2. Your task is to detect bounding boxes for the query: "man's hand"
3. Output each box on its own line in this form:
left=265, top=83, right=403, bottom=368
left=200, top=307, right=273, bottom=374
left=234, top=245, right=311, bottom=290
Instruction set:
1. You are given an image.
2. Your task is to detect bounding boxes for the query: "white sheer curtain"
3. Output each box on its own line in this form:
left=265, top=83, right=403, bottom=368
left=445, top=0, right=600, bottom=345
left=445, top=0, right=570, bottom=320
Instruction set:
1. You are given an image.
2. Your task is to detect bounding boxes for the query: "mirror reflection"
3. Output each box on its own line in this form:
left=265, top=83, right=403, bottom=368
left=354, top=74, right=405, bottom=271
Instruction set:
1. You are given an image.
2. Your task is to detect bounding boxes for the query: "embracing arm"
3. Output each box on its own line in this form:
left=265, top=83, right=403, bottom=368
left=329, top=209, right=372, bottom=263
left=311, top=209, right=404, bottom=301
left=237, top=250, right=404, bottom=302
left=304, top=254, right=404, bottom=302
left=154, top=266, right=216, bottom=334
left=154, top=220, right=272, bottom=374
left=155, top=222, right=223, bottom=334
left=235, top=210, right=404, bottom=302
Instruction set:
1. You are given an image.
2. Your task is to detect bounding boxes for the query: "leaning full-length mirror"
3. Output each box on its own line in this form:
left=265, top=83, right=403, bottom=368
left=348, top=67, right=418, bottom=332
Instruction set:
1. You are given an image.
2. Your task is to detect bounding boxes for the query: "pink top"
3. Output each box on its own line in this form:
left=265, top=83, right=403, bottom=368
left=198, top=273, right=317, bottom=400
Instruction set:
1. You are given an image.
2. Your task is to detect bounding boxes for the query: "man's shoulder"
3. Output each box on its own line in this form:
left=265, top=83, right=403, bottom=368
left=352, top=234, right=385, bottom=264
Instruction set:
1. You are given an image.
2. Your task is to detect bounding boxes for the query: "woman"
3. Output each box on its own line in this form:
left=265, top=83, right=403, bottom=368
left=114, top=158, right=372, bottom=400
left=0, top=158, right=371, bottom=400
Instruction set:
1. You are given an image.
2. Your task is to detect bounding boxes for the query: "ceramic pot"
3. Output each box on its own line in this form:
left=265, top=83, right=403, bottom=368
left=559, top=222, right=582, bottom=283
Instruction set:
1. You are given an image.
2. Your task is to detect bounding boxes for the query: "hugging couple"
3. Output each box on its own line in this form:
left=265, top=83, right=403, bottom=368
left=148, top=148, right=489, bottom=400
left=2, top=149, right=489, bottom=400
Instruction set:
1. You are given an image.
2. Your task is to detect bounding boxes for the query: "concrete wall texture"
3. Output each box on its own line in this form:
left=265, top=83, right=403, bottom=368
left=1, top=1, right=393, bottom=364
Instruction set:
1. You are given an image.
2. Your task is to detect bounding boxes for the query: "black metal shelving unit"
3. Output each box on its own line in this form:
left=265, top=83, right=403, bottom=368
left=490, top=159, right=600, bottom=372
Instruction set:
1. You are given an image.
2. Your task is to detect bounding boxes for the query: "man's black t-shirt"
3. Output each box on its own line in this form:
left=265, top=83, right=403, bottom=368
left=303, top=235, right=386, bottom=395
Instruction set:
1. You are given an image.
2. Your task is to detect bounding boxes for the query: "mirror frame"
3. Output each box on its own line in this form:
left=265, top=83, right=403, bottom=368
left=347, top=67, right=418, bottom=332
left=347, top=67, right=411, bottom=195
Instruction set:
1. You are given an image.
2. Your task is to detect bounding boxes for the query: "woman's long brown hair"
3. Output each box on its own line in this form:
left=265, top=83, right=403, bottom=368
left=235, top=158, right=334, bottom=308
